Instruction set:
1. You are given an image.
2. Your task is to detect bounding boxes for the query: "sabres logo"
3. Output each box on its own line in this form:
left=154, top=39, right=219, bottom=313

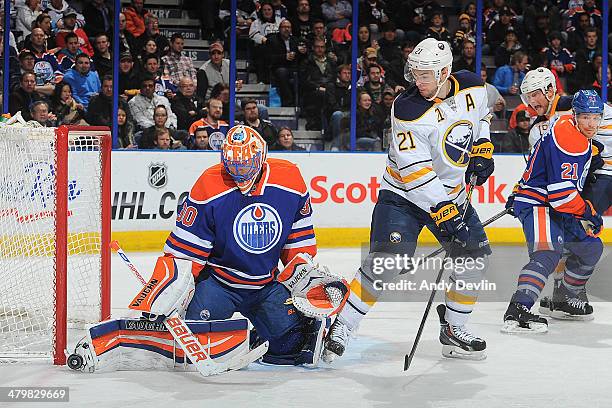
left=442, top=120, right=474, bottom=167
left=233, top=203, right=283, bottom=254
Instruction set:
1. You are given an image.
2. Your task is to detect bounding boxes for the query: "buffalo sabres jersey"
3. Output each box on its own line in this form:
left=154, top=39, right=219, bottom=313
left=515, top=115, right=592, bottom=215
left=381, top=70, right=491, bottom=213
left=594, top=104, right=612, bottom=177
left=528, top=95, right=572, bottom=147
left=163, top=158, right=316, bottom=290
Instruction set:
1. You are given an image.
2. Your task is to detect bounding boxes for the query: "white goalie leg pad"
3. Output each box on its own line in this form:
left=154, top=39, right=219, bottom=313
left=66, top=318, right=267, bottom=373
left=129, top=256, right=195, bottom=318
left=277, top=253, right=349, bottom=319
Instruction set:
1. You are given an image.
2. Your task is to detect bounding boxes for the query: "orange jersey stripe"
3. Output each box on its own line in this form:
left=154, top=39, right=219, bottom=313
left=553, top=116, right=590, bottom=154
left=518, top=276, right=546, bottom=288
left=265, top=158, right=308, bottom=195
left=189, top=163, right=237, bottom=203
left=281, top=245, right=317, bottom=265
left=518, top=189, right=547, bottom=202
left=548, top=190, right=575, bottom=200
left=212, top=266, right=275, bottom=286
left=288, top=228, right=315, bottom=240
left=554, top=195, right=586, bottom=214
left=167, top=235, right=210, bottom=258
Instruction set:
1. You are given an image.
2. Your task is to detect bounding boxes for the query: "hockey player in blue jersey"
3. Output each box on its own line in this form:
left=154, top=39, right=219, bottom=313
left=160, top=125, right=349, bottom=366
left=502, top=90, right=605, bottom=333
left=518, top=68, right=610, bottom=318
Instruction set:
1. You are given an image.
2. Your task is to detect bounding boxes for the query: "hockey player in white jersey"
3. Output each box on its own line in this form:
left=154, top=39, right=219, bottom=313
left=322, top=38, right=495, bottom=363
left=515, top=67, right=611, bottom=317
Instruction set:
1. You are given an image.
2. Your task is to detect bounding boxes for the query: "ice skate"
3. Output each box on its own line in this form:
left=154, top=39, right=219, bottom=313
left=547, top=285, right=594, bottom=321
left=321, top=318, right=352, bottom=364
left=502, top=302, right=548, bottom=334
left=437, top=304, right=486, bottom=361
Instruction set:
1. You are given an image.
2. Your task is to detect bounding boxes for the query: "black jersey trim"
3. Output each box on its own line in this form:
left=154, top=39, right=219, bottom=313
left=383, top=173, right=438, bottom=193
left=399, top=158, right=433, bottom=171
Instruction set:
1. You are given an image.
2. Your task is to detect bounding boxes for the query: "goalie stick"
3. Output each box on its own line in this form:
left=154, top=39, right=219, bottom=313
left=403, top=176, right=509, bottom=371
left=109, top=241, right=269, bottom=377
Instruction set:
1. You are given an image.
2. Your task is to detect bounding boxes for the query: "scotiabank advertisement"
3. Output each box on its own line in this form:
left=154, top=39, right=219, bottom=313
left=111, top=152, right=610, bottom=235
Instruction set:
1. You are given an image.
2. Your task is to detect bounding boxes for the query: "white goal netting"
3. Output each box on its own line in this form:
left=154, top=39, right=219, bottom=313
left=0, top=126, right=108, bottom=361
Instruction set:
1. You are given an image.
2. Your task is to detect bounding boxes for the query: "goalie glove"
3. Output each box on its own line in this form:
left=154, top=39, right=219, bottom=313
left=128, top=256, right=195, bottom=319
left=277, top=253, right=350, bottom=319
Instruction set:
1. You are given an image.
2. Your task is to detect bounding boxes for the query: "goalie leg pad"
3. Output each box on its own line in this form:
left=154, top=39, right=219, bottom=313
left=129, top=256, right=195, bottom=318
left=67, top=318, right=252, bottom=372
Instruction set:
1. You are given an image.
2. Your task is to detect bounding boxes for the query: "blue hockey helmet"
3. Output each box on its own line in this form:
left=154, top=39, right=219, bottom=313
left=572, top=90, right=604, bottom=115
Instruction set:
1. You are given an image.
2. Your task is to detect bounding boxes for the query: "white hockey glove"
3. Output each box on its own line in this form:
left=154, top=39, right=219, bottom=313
left=277, top=253, right=349, bottom=319
left=128, top=256, right=195, bottom=319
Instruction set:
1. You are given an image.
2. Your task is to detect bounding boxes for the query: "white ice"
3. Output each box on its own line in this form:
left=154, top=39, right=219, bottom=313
left=1, top=247, right=611, bottom=408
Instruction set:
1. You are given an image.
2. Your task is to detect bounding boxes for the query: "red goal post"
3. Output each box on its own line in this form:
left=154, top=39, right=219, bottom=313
left=0, top=125, right=111, bottom=365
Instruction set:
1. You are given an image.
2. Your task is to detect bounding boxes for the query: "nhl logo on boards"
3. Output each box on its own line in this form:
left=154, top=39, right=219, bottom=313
left=148, top=162, right=167, bottom=189
left=389, top=231, right=402, bottom=243
left=233, top=203, right=283, bottom=254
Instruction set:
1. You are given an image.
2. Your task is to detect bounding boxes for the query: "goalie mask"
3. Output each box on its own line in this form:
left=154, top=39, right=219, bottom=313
left=221, top=125, right=267, bottom=194
left=404, top=38, right=453, bottom=101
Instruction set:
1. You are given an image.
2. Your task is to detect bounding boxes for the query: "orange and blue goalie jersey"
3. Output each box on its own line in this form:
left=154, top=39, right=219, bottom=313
left=515, top=114, right=592, bottom=216
left=163, top=158, right=317, bottom=290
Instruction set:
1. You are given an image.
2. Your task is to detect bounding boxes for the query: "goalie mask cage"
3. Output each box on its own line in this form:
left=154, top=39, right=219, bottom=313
left=0, top=125, right=111, bottom=365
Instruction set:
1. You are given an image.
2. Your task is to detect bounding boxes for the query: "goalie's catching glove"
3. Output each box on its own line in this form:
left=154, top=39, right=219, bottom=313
left=277, top=253, right=349, bottom=319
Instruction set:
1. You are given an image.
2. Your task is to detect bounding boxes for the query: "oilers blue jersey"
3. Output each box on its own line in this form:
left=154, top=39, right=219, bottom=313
left=515, top=114, right=592, bottom=216
left=163, top=158, right=317, bottom=290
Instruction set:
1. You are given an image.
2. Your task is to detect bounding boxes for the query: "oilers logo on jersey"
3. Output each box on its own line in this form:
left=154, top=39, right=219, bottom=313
left=233, top=204, right=283, bottom=254
left=443, top=120, right=474, bottom=167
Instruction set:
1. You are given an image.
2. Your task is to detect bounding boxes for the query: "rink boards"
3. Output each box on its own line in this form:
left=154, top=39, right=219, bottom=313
left=110, top=151, right=611, bottom=251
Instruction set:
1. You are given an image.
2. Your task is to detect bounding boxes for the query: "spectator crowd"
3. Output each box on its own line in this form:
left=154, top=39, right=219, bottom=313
left=0, top=0, right=610, bottom=152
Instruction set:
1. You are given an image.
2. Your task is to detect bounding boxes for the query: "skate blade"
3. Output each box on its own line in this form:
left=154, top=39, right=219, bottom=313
left=538, top=305, right=553, bottom=316
left=321, top=349, right=338, bottom=364
left=501, top=320, right=548, bottom=334
left=549, top=310, right=594, bottom=321
left=441, top=345, right=486, bottom=361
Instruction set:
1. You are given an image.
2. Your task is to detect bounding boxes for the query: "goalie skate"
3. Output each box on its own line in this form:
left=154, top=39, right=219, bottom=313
left=502, top=302, right=548, bottom=334
left=437, top=305, right=486, bottom=361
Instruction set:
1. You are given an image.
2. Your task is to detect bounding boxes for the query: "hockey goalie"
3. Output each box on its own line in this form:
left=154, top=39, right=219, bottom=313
left=67, top=125, right=349, bottom=374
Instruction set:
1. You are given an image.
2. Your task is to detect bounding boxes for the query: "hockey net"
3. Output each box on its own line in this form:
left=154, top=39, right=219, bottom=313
left=0, top=125, right=111, bottom=365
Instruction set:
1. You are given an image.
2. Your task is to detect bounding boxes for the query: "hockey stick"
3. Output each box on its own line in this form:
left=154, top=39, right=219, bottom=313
left=110, top=241, right=268, bottom=376
left=403, top=177, right=508, bottom=371
left=402, top=176, right=476, bottom=372
left=400, top=174, right=477, bottom=276
left=402, top=208, right=510, bottom=371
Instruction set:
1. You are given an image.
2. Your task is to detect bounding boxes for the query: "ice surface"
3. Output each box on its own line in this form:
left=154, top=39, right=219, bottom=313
left=1, top=247, right=611, bottom=408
